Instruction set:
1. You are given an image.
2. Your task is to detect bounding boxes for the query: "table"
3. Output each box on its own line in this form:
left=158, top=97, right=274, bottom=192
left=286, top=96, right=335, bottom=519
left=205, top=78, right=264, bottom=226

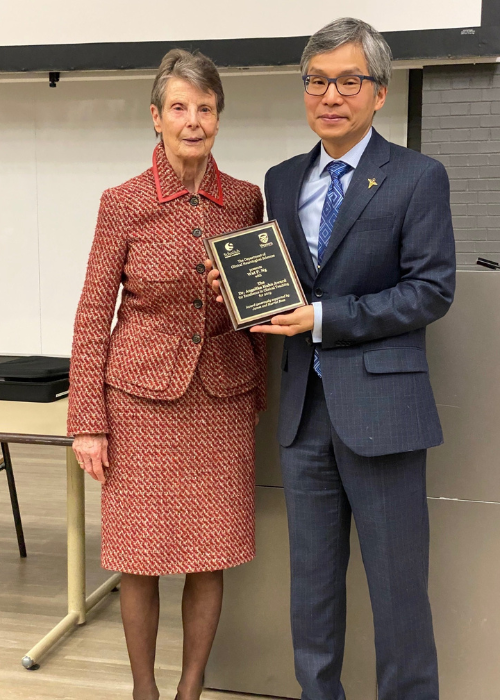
left=0, top=398, right=121, bottom=669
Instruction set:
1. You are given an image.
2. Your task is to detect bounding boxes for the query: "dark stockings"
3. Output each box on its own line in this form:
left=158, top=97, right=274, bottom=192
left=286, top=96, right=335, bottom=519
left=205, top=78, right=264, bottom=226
left=120, top=570, right=224, bottom=700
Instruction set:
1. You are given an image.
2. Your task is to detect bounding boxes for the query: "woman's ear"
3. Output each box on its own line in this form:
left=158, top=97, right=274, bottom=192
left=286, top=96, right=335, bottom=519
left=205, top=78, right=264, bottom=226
left=150, top=104, right=162, bottom=133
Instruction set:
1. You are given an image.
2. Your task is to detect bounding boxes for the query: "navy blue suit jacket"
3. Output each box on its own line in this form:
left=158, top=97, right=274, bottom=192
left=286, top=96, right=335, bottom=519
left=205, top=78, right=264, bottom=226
left=264, top=129, right=456, bottom=456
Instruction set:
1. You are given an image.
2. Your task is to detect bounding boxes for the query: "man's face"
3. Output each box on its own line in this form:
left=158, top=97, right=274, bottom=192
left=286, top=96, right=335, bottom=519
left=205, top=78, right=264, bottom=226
left=303, top=42, right=387, bottom=156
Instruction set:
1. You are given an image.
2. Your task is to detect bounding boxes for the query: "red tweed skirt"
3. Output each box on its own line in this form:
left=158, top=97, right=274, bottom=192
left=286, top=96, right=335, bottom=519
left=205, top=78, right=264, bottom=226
left=101, top=371, right=256, bottom=576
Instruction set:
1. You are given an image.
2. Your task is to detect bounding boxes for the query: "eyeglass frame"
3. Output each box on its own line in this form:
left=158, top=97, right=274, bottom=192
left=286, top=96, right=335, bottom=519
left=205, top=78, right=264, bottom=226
left=302, top=74, right=377, bottom=97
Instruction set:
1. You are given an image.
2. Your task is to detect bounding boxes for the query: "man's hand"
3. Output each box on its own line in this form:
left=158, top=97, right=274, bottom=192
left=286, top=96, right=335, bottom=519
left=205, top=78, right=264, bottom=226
left=206, top=259, right=314, bottom=336
left=250, top=305, right=314, bottom=336
left=205, top=260, right=224, bottom=303
left=72, top=433, right=109, bottom=484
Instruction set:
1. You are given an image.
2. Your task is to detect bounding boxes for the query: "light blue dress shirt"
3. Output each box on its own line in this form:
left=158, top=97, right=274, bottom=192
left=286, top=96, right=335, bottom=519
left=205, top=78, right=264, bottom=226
left=299, top=128, right=373, bottom=342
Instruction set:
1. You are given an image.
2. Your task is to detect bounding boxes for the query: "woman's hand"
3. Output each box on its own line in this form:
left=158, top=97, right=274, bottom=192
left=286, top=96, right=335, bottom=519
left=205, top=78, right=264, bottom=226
left=72, top=433, right=109, bottom=484
left=205, top=260, right=224, bottom=303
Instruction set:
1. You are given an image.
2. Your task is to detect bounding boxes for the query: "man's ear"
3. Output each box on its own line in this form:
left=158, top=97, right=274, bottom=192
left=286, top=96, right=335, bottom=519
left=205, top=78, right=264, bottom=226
left=374, top=85, right=387, bottom=113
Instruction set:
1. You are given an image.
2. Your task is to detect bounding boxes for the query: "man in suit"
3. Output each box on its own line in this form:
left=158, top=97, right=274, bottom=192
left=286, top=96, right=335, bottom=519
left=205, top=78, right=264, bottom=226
left=209, top=17, right=455, bottom=700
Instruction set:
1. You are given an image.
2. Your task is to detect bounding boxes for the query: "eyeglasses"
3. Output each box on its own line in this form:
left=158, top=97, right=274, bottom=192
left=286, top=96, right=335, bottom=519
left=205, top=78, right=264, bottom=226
left=303, top=74, right=376, bottom=97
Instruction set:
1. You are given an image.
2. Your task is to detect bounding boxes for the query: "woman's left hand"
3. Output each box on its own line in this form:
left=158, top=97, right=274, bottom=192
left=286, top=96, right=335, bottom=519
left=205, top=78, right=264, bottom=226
left=72, top=433, right=109, bottom=484
left=205, top=260, right=224, bottom=303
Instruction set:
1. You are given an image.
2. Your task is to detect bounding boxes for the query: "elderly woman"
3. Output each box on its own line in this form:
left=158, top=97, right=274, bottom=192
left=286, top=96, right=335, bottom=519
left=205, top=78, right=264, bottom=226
left=67, top=49, right=266, bottom=700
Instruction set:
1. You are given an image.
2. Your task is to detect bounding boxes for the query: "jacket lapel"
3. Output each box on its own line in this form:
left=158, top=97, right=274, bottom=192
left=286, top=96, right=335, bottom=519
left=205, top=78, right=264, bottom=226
left=153, top=142, right=224, bottom=206
left=318, top=129, right=391, bottom=272
left=283, top=143, right=321, bottom=284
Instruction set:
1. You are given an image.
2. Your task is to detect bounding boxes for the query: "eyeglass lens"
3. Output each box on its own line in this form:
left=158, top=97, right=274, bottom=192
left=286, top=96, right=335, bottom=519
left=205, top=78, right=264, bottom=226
left=305, top=75, right=362, bottom=96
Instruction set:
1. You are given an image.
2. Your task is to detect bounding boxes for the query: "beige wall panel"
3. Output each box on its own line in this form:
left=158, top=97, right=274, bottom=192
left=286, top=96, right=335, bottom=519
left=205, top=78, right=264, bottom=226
left=429, top=498, right=500, bottom=700
left=373, top=70, right=409, bottom=147
left=206, top=486, right=375, bottom=700
left=427, top=271, right=500, bottom=502
left=0, top=82, right=42, bottom=355
left=33, top=78, right=154, bottom=357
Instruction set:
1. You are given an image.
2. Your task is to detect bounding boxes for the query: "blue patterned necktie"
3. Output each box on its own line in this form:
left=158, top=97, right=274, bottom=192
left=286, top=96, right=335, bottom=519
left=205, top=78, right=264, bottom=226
left=313, top=160, right=351, bottom=378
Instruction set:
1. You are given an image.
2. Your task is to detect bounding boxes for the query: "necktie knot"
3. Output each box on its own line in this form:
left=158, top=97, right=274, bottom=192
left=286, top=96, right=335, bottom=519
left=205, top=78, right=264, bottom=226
left=326, top=160, right=351, bottom=181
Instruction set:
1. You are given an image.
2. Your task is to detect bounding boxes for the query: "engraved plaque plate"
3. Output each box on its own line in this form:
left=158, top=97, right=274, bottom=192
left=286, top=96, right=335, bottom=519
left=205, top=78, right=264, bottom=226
left=204, top=220, right=307, bottom=330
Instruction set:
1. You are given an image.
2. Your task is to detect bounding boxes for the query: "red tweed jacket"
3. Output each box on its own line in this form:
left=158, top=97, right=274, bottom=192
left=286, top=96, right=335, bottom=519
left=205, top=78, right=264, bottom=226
left=67, top=143, right=266, bottom=435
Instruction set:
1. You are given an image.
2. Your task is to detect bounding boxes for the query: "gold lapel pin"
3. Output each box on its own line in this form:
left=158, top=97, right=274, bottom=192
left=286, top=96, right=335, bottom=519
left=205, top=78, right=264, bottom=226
left=368, top=178, right=378, bottom=189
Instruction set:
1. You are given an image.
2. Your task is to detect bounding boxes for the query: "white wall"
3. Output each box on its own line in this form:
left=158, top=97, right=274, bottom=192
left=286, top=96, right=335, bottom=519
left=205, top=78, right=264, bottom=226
left=0, top=0, right=482, bottom=46
left=0, top=69, right=408, bottom=356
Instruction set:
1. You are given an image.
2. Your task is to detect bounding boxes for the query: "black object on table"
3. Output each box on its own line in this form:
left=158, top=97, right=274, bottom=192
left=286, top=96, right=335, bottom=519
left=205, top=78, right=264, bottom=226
left=0, top=356, right=70, bottom=403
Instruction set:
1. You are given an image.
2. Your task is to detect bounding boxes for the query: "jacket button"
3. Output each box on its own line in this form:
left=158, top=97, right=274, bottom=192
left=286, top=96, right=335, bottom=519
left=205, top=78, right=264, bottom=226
left=192, top=333, right=202, bottom=344
left=315, top=288, right=324, bottom=298
left=196, top=263, right=206, bottom=274
left=192, top=228, right=202, bottom=237
left=305, top=336, right=313, bottom=346
left=193, top=299, right=203, bottom=309
left=190, top=196, right=200, bottom=206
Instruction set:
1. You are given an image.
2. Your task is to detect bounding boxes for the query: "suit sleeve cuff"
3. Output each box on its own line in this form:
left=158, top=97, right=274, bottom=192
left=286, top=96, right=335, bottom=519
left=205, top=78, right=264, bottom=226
left=312, top=302, right=322, bottom=343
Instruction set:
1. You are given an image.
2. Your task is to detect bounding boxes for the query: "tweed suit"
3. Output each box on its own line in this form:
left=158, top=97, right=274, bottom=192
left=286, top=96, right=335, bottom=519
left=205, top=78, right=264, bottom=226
left=265, top=129, right=456, bottom=700
left=68, top=142, right=266, bottom=575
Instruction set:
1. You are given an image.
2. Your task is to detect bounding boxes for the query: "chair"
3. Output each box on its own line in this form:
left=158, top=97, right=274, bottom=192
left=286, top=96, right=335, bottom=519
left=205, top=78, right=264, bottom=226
left=1, top=442, right=27, bottom=557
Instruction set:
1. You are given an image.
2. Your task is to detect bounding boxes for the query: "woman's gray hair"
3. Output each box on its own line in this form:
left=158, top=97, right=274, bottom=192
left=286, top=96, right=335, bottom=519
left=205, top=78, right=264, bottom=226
left=300, top=18, right=392, bottom=88
left=151, top=48, right=225, bottom=115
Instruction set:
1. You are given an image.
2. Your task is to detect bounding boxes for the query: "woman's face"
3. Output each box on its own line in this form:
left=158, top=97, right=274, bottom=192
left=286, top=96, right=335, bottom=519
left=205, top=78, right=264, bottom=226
left=151, top=78, right=219, bottom=164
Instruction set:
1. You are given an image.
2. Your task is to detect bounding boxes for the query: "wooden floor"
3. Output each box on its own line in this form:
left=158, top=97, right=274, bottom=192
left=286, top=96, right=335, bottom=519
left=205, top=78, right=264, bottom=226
left=0, top=443, right=273, bottom=700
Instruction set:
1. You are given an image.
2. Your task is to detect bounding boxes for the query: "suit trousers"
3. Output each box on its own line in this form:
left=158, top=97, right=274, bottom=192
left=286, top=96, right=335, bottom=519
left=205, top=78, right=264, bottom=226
left=280, top=371, right=439, bottom=700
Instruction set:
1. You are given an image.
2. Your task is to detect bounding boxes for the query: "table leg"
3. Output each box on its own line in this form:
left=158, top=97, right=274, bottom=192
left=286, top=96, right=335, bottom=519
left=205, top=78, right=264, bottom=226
left=1, top=441, right=27, bottom=558
left=66, top=446, right=86, bottom=623
left=21, top=446, right=121, bottom=669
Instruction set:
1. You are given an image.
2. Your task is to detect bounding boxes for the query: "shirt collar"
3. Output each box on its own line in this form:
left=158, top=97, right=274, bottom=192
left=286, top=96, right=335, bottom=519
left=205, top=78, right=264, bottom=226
left=318, top=127, right=373, bottom=175
left=152, top=141, right=224, bottom=206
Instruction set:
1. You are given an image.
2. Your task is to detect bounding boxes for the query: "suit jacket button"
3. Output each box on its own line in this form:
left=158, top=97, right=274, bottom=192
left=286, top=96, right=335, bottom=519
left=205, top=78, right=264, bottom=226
left=305, top=336, right=313, bottom=346
left=196, top=263, right=206, bottom=274
left=193, top=299, right=203, bottom=309
left=314, top=288, right=324, bottom=298
left=190, top=196, right=200, bottom=206
left=192, top=228, right=202, bottom=237
left=192, top=333, right=202, bottom=344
